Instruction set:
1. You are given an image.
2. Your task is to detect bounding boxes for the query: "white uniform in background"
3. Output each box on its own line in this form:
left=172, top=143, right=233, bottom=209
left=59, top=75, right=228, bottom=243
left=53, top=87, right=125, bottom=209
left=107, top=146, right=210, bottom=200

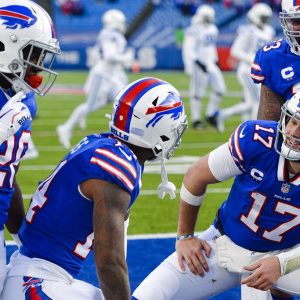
left=183, top=5, right=226, bottom=130
left=57, top=9, right=135, bottom=149
left=217, top=3, right=274, bottom=132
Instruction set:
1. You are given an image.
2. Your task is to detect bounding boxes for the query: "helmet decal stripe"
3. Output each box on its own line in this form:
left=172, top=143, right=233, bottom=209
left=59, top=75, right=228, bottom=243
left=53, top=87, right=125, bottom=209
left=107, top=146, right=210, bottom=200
left=0, top=10, right=30, bottom=21
left=114, top=78, right=164, bottom=132
left=0, top=6, right=37, bottom=29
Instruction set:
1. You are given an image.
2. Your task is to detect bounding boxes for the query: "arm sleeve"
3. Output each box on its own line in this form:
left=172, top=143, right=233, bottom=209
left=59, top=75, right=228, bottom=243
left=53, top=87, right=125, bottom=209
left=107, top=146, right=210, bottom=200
left=88, top=146, right=139, bottom=196
left=208, top=143, right=242, bottom=181
left=251, top=47, right=266, bottom=84
left=276, top=244, right=300, bottom=275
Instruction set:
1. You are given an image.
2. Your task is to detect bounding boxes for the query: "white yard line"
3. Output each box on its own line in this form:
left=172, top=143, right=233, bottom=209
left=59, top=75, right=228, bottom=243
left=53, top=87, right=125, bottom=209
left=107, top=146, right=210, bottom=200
left=6, top=233, right=178, bottom=244
left=22, top=187, right=230, bottom=200
left=26, top=142, right=224, bottom=152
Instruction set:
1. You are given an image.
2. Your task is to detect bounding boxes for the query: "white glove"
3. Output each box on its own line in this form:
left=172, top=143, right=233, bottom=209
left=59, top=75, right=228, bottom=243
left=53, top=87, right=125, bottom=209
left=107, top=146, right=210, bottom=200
left=0, top=91, right=31, bottom=145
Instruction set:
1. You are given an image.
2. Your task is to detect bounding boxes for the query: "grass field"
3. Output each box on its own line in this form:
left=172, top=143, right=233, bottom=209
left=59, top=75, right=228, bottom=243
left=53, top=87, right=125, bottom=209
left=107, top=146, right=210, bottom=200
left=12, top=70, right=244, bottom=240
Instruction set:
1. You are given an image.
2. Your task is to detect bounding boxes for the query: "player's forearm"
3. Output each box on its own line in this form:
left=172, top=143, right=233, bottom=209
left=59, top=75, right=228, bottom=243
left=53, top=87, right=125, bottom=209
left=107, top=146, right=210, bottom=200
left=96, top=261, right=130, bottom=300
left=6, top=179, right=25, bottom=234
left=257, top=85, right=285, bottom=121
left=177, top=200, right=200, bottom=235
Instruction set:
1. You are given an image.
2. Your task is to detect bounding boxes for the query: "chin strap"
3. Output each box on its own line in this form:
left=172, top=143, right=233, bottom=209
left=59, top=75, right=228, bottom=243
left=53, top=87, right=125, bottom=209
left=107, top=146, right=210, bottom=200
left=157, top=156, right=176, bottom=199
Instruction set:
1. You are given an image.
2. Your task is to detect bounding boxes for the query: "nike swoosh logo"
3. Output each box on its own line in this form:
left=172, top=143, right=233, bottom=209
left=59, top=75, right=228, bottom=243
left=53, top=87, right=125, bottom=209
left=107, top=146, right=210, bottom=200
left=239, top=125, right=246, bottom=138
left=119, top=148, right=132, bottom=161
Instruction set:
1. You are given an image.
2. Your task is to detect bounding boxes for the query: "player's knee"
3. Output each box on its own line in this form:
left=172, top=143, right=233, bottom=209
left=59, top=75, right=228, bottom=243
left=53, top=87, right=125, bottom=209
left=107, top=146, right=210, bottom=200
left=133, top=264, right=181, bottom=300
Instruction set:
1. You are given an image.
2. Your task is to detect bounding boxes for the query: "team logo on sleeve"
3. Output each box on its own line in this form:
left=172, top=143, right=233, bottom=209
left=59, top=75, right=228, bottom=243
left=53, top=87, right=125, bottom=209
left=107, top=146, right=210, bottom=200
left=146, top=92, right=183, bottom=127
left=0, top=5, right=37, bottom=29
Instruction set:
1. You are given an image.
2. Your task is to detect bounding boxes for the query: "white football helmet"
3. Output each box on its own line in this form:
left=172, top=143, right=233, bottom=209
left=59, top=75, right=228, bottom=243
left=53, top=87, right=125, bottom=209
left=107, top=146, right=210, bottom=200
left=247, top=3, right=272, bottom=29
left=102, top=9, right=126, bottom=33
left=0, top=0, right=60, bottom=96
left=109, top=77, right=187, bottom=199
left=193, top=5, right=215, bottom=25
left=275, top=92, right=300, bottom=161
left=280, top=0, right=300, bottom=55
left=109, top=77, right=187, bottom=160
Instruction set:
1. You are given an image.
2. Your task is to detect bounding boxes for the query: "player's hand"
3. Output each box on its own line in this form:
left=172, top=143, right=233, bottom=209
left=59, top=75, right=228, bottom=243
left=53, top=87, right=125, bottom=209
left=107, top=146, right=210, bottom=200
left=241, top=256, right=281, bottom=291
left=176, top=237, right=211, bottom=276
left=0, top=92, right=31, bottom=144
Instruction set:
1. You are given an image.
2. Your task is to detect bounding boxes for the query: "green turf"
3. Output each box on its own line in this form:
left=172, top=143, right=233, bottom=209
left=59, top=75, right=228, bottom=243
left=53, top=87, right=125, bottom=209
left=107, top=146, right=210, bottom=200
left=11, top=70, right=243, bottom=240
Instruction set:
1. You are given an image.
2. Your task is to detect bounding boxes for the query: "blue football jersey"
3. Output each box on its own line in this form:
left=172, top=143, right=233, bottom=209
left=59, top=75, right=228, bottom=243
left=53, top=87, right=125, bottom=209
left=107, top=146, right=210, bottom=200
left=19, top=133, right=143, bottom=277
left=251, top=39, right=300, bottom=101
left=217, top=120, right=300, bottom=252
left=0, top=89, right=36, bottom=229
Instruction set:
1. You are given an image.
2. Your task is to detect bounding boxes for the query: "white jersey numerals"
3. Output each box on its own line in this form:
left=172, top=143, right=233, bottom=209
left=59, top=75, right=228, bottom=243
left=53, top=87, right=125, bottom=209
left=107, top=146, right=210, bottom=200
left=0, top=131, right=31, bottom=188
left=253, top=124, right=275, bottom=149
left=26, top=160, right=67, bottom=223
left=73, top=232, right=94, bottom=259
left=240, top=191, right=300, bottom=242
left=263, top=39, right=282, bottom=52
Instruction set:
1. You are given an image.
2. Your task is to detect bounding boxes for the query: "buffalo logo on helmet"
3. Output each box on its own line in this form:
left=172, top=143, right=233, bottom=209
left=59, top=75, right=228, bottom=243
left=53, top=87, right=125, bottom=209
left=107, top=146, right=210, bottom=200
left=0, top=5, right=37, bottom=29
left=146, top=92, right=183, bottom=128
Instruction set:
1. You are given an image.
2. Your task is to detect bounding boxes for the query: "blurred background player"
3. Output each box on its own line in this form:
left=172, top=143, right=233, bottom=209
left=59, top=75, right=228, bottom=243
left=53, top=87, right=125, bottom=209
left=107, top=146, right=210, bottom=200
left=251, top=0, right=300, bottom=121
left=57, top=9, right=138, bottom=149
left=217, top=3, right=274, bottom=132
left=2, top=78, right=187, bottom=300
left=0, top=0, right=60, bottom=293
left=182, top=4, right=226, bottom=130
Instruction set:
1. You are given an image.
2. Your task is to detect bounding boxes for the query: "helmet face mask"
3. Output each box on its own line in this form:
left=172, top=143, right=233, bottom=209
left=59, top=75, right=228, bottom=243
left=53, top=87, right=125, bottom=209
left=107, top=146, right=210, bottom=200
left=7, top=39, right=60, bottom=95
left=275, top=93, right=300, bottom=161
left=280, top=0, right=300, bottom=54
left=0, top=1, right=60, bottom=95
left=109, top=77, right=188, bottom=161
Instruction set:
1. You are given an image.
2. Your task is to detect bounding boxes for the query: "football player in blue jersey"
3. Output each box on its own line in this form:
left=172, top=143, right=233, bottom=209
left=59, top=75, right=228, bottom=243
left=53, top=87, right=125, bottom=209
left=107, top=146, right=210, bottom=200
left=133, top=92, right=300, bottom=300
left=0, top=0, right=60, bottom=294
left=1, top=77, right=187, bottom=300
left=251, top=0, right=300, bottom=121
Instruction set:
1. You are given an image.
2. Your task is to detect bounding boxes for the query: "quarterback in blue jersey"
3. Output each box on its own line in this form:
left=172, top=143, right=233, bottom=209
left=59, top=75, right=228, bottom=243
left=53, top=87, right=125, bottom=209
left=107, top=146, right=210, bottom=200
left=251, top=0, right=300, bottom=121
left=1, top=77, right=188, bottom=300
left=0, top=0, right=60, bottom=294
left=133, top=92, right=300, bottom=300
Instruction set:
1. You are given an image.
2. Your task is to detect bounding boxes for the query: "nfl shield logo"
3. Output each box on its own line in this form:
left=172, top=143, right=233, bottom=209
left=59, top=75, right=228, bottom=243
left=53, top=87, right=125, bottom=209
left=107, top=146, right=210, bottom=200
left=281, top=183, right=290, bottom=194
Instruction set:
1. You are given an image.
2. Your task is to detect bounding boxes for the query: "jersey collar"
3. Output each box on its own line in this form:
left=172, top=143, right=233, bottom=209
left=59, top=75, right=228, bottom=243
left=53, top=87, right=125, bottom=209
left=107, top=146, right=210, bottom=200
left=277, top=155, right=300, bottom=185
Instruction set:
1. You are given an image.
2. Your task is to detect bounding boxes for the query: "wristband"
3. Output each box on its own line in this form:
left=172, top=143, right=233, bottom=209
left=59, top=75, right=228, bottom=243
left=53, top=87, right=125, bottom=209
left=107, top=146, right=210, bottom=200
left=180, top=183, right=205, bottom=206
left=176, top=233, right=194, bottom=241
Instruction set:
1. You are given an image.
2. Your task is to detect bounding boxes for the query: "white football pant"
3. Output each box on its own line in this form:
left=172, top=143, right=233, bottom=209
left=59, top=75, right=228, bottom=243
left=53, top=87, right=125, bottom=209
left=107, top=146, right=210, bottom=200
left=1, top=251, right=104, bottom=300
left=133, top=225, right=300, bottom=300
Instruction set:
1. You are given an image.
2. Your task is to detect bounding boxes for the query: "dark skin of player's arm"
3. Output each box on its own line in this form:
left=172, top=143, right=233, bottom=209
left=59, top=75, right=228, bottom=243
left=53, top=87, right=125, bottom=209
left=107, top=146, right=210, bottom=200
left=81, top=178, right=131, bottom=300
left=257, top=85, right=285, bottom=121
left=6, top=166, right=25, bottom=234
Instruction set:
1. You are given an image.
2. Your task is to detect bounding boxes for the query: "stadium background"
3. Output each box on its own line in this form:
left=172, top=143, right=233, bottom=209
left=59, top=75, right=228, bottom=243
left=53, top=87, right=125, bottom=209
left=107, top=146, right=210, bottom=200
left=8, top=1, right=298, bottom=299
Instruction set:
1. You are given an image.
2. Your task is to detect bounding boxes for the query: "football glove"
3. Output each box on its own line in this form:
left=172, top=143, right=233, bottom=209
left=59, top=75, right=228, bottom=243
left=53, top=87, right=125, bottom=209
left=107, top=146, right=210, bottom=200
left=0, top=92, right=32, bottom=145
